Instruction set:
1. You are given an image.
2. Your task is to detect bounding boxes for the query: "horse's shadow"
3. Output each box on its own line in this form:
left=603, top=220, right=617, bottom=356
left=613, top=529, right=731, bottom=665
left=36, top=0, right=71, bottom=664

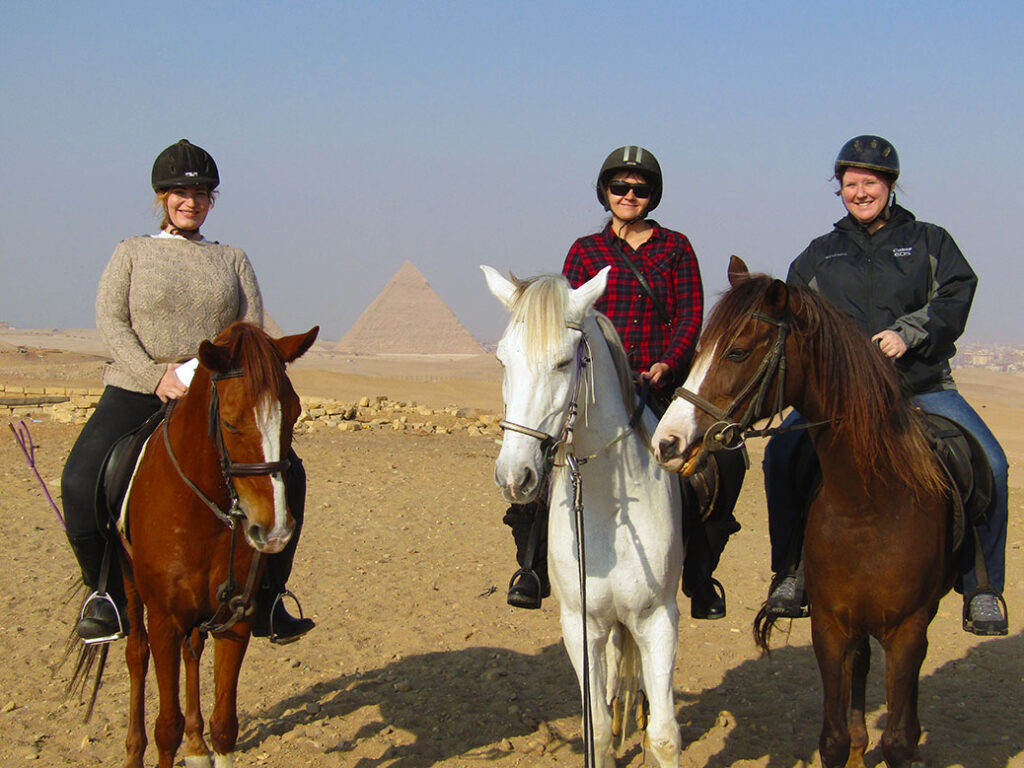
left=680, top=631, right=1024, bottom=767
left=237, top=643, right=580, bottom=766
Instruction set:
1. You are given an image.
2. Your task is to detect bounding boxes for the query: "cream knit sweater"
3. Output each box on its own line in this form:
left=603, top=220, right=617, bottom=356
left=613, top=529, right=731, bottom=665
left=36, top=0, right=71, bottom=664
left=96, top=236, right=263, bottom=394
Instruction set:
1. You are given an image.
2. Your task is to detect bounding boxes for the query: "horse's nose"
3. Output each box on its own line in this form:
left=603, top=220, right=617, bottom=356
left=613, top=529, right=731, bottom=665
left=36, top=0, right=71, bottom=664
left=656, top=435, right=679, bottom=463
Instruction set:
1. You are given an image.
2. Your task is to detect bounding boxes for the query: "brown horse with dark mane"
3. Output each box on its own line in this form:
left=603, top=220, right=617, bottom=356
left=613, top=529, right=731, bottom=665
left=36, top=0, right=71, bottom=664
left=100, top=321, right=317, bottom=768
left=652, top=257, right=955, bottom=768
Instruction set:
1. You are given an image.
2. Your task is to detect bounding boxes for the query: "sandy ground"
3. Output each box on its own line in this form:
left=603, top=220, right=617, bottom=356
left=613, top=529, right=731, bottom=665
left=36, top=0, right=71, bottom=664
left=0, top=332, right=1021, bottom=767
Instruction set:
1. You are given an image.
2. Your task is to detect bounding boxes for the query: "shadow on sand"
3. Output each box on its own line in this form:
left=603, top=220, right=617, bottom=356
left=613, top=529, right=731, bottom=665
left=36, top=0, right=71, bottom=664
left=236, top=631, right=1024, bottom=767
left=676, top=631, right=1024, bottom=767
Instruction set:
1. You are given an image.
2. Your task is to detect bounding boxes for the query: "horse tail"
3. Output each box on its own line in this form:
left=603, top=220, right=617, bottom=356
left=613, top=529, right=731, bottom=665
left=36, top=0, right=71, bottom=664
left=609, top=622, right=644, bottom=749
left=58, top=582, right=109, bottom=722
left=753, top=603, right=779, bottom=654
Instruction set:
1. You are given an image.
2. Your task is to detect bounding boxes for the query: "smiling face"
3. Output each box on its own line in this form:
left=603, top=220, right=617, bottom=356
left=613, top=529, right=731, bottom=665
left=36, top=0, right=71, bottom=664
left=164, top=186, right=212, bottom=231
left=605, top=171, right=652, bottom=226
left=840, top=167, right=891, bottom=231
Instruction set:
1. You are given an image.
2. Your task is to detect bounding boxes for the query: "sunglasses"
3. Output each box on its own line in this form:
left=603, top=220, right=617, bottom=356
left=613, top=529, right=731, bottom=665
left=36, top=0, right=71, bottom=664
left=606, top=180, right=652, bottom=199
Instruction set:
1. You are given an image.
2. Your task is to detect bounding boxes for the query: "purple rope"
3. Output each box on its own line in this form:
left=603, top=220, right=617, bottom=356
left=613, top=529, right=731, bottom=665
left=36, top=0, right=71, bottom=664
left=8, top=420, right=66, bottom=530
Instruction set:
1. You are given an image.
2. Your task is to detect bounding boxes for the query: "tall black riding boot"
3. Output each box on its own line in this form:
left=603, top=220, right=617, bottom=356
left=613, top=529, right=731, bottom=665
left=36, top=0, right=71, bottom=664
left=504, top=499, right=550, bottom=609
left=66, top=531, right=127, bottom=642
left=252, top=454, right=314, bottom=644
left=682, top=451, right=744, bottom=619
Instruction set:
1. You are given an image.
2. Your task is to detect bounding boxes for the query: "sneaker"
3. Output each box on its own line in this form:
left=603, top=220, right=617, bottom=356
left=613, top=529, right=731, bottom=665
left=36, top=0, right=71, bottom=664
left=765, top=573, right=809, bottom=618
left=964, top=592, right=1008, bottom=636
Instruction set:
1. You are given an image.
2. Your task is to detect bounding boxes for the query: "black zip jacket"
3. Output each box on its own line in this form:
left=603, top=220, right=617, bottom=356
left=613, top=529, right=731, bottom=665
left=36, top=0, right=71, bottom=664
left=788, top=205, right=977, bottom=394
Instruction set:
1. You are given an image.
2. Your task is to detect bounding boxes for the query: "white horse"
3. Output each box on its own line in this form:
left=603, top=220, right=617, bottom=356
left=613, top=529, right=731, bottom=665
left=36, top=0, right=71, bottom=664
left=483, top=265, right=683, bottom=767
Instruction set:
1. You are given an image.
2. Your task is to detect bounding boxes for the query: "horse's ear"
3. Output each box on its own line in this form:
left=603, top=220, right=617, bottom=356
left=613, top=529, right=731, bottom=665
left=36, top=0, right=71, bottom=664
left=274, top=326, right=319, bottom=363
left=728, top=256, right=750, bottom=286
left=568, top=265, right=610, bottom=317
left=199, top=339, right=232, bottom=373
left=481, top=265, right=517, bottom=309
left=765, top=279, right=789, bottom=315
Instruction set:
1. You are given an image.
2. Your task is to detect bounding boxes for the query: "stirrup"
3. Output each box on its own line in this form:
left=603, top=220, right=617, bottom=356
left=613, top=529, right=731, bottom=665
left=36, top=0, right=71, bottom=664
left=78, top=591, right=126, bottom=646
left=507, top=568, right=543, bottom=609
left=267, top=590, right=309, bottom=645
left=962, top=587, right=1008, bottom=636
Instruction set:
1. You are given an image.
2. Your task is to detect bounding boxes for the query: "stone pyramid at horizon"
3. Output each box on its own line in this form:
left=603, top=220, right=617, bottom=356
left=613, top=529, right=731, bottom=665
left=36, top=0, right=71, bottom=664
left=335, top=261, right=483, bottom=354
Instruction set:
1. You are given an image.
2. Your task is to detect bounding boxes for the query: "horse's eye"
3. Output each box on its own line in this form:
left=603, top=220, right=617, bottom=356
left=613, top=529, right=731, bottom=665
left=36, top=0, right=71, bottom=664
left=222, top=421, right=241, bottom=435
left=724, top=348, right=750, bottom=362
left=555, top=358, right=573, bottom=371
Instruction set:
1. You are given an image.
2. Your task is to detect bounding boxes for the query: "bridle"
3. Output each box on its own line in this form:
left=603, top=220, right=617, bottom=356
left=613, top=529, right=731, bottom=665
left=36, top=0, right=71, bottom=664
left=162, top=367, right=293, bottom=636
left=497, top=321, right=589, bottom=466
left=673, top=311, right=800, bottom=451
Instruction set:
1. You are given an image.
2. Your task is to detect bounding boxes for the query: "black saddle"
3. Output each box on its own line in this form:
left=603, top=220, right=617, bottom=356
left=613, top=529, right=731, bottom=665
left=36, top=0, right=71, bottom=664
left=94, top=408, right=167, bottom=537
left=921, top=412, right=995, bottom=553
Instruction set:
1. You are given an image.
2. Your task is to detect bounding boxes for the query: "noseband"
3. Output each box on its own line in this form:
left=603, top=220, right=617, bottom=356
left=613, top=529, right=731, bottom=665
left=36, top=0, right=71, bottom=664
left=673, top=311, right=791, bottom=451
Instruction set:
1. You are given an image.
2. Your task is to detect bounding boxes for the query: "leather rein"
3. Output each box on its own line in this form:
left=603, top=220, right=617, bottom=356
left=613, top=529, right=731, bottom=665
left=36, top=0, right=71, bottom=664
left=161, top=367, right=291, bottom=636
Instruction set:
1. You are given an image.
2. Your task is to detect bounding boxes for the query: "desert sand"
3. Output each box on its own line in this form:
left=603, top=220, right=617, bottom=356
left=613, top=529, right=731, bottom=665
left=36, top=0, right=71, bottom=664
left=0, top=329, right=1021, bottom=767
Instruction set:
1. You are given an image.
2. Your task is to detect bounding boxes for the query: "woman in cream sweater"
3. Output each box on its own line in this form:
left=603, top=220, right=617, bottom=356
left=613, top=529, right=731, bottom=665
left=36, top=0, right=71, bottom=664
left=61, top=139, right=314, bottom=644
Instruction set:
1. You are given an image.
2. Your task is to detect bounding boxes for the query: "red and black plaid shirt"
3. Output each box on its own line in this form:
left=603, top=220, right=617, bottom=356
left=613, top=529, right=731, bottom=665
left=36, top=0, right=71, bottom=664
left=562, top=222, right=703, bottom=390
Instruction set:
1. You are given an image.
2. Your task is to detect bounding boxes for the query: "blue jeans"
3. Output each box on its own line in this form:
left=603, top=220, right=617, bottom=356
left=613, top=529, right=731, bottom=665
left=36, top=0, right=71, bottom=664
left=764, top=391, right=1008, bottom=596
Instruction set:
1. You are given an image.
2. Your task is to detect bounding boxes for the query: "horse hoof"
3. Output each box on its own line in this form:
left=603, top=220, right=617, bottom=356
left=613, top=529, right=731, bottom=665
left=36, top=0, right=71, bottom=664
left=184, top=755, right=213, bottom=768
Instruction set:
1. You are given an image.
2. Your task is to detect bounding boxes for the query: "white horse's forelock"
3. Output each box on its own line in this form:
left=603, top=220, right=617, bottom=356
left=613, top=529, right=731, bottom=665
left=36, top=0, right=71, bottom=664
left=509, top=273, right=572, bottom=365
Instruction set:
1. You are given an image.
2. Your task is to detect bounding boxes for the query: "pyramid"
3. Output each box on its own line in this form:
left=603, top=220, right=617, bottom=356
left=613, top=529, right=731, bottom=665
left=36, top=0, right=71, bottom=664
left=335, top=261, right=483, bottom=354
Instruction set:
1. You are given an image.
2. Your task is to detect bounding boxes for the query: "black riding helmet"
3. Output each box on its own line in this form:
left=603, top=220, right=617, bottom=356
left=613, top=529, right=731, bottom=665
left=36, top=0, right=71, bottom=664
left=151, top=139, right=220, bottom=192
left=596, top=145, right=663, bottom=214
left=834, top=135, right=899, bottom=181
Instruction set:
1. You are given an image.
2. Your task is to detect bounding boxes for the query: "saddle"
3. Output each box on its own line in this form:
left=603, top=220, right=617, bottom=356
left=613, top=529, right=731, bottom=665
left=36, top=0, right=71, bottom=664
left=921, top=412, right=994, bottom=552
left=94, top=407, right=168, bottom=539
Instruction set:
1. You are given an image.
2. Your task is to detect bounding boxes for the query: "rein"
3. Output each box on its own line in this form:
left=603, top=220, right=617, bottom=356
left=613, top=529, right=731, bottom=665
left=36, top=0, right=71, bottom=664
left=162, top=367, right=289, bottom=636
left=673, top=311, right=829, bottom=450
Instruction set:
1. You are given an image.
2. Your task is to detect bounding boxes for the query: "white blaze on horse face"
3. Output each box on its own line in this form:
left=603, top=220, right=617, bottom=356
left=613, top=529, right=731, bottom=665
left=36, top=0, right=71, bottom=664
left=653, top=341, right=716, bottom=468
left=256, top=397, right=292, bottom=549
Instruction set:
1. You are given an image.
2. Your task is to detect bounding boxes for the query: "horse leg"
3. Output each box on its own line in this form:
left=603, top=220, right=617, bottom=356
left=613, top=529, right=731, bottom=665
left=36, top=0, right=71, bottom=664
left=811, top=614, right=857, bottom=768
left=845, top=637, right=871, bottom=768
left=880, top=616, right=929, bottom=768
left=633, top=607, right=681, bottom=768
left=123, top=579, right=149, bottom=768
left=560, top=608, right=615, bottom=768
left=148, top=612, right=186, bottom=768
left=208, top=631, right=251, bottom=765
left=182, top=630, right=212, bottom=767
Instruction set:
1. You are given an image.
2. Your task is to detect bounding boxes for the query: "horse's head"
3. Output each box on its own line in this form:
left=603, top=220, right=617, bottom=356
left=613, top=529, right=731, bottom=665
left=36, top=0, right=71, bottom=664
left=653, top=256, right=799, bottom=474
left=197, top=322, right=319, bottom=553
left=482, top=264, right=610, bottom=502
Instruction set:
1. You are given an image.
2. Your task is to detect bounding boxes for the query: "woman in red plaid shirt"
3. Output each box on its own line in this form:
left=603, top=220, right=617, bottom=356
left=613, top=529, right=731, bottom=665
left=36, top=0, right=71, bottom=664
left=505, top=146, right=745, bottom=619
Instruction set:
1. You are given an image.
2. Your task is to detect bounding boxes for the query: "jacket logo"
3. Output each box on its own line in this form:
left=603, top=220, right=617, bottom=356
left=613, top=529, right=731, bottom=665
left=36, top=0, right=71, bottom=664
left=893, top=247, right=913, bottom=258
left=823, top=252, right=846, bottom=260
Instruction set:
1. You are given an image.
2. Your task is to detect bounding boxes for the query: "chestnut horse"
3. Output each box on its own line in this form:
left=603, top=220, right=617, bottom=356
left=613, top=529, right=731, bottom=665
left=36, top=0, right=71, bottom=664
left=653, top=258, right=954, bottom=768
left=121, top=322, right=317, bottom=768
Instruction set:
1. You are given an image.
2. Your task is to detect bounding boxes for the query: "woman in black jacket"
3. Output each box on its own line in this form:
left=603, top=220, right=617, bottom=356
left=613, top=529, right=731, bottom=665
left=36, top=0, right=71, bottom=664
left=763, top=135, right=1009, bottom=636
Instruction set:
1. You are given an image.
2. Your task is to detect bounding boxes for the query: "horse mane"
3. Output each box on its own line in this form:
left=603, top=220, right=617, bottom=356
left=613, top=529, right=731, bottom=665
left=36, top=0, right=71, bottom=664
left=213, top=322, right=289, bottom=403
left=705, top=274, right=946, bottom=500
left=509, top=273, right=637, bottom=424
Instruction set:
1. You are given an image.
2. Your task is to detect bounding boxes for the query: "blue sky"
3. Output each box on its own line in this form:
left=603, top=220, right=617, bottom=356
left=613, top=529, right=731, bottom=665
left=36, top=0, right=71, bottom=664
left=2, top=1, right=1022, bottom=343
